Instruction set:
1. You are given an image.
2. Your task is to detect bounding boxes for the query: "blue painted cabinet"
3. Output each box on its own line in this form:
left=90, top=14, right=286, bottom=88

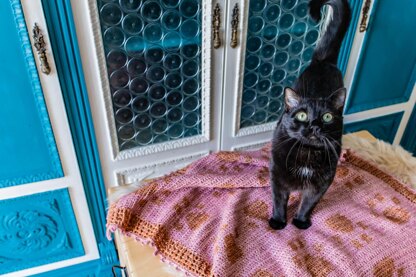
left=343, top=0, right=416, bottom=151
left=0, top=0, right=117, bottom=275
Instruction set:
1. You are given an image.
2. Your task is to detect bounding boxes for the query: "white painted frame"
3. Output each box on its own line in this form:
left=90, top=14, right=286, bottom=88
left=71, top=0, right=224, bottom=187
left=343, top=0, right=416, bottom=144
left=1, top=1, right=99, bottom=276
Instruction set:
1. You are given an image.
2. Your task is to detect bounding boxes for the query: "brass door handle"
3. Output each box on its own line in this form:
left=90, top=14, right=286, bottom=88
left=359, top=0, right=371, bottom=32
left=213, top=3, right=222, bottom=49
left=32, top=23, right=51, bottom=75
left=230, top=3, right=239, bottom=48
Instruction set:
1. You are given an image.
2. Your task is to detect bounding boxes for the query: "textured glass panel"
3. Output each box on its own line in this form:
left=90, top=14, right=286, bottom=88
left=97, top=0, right=202, bottom=150
left=240, top=0, right=326, bottom=128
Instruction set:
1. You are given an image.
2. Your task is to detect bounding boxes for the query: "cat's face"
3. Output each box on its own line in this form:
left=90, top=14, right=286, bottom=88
left=281, top=87, right=346, bottom=148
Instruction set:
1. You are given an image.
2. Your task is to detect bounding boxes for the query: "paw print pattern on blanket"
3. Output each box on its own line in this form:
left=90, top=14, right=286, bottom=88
left=373, top=257, right=406, bottom=277
left=289, top=237, right=334, bottom=277
left=325, top=213, right=374, bottom=250
left=367, top=193, right=411, bottom=224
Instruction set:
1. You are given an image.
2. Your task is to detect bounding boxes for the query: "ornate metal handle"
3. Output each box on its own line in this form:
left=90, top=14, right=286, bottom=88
left=359, top=0, right=371, bottom=32
left=32, top=23, right=51, bottom=75
left=230, top=3, right=239, bottom=48
left=213, top=3, right=221, bottom=49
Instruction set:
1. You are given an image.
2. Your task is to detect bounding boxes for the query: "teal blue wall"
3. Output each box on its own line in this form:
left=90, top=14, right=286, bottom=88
left=0, top=0, right=62, bottom=188
left=344, top=112, right=403, bottom=143
left=345, top=0, right=416, bottom=114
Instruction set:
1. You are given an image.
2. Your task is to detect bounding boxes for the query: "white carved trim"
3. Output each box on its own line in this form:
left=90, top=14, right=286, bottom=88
left=87, top=0, right=120, bottom=159
left=236, top=121, right=276, bottom=137
left=116, top=135, right=209, bottom=160
left=115, top=151, right=209, bottom=185
left=232, top=140, right=269, bottom=151
left=232, top=0, right=250, bottom=137
left=87, top=0, right=213, bottom=161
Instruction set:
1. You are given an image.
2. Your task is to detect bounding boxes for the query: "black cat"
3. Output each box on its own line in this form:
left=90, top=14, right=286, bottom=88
left=269, top=0, right=351, bottom=230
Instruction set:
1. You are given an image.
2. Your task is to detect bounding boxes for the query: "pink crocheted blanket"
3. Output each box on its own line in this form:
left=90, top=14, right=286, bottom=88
left=107, top=146, right=416, bottom=277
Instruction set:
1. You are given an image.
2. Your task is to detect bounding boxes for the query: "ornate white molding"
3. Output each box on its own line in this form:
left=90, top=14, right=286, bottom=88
left=237, top=121, right=276, bottom=137
left=87, top=0, right=120, bottom=159
left=232, top=140, right=269, bottom=151
left=116, top=135, right=209, bottom=160
left=116, top=151, right=209, bottom=185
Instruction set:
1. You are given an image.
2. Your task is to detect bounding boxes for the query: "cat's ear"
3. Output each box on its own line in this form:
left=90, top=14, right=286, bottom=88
left=328, top=87, right=346, bottom=110
left=284, top=87, right=300, bottom=110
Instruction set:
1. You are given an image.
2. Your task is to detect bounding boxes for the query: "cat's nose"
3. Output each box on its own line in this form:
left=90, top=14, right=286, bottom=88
left=309, top=134, right=318, bottom=140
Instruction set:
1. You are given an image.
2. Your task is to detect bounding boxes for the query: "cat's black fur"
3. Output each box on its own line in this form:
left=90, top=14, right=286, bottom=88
left=269, top=0, right=351, bottom=230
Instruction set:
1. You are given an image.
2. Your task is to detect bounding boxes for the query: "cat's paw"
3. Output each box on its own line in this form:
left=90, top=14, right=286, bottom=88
left=292, top=218, right=312, bottom=230
left=269, top=218, right=287, bottom=230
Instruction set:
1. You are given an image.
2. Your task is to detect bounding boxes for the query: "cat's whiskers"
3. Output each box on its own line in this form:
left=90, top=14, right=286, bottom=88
left=324, top=137, right=340, bottom=161
left=286, top=140, right=300, bottom=170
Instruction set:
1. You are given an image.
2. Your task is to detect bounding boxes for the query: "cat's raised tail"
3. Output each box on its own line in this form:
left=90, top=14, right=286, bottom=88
left=309, top=0, right=351, bottom=65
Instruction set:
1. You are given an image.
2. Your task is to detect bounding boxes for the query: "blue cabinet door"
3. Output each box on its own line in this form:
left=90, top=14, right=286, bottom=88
left=0, top=0, right=116, bottom=275
left=344, top=0, right=416, bottom=148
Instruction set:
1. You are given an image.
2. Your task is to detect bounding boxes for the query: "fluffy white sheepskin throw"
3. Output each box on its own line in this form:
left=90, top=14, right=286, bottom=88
left=343, top=133, right=416, bottom=188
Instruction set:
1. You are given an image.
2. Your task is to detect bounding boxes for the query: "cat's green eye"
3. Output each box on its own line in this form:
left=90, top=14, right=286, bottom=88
left=295, top=111, right=308, bottom=122
left=322, top=112, right=333, bottom=122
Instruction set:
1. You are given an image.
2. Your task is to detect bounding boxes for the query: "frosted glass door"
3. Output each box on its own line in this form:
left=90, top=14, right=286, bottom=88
left=75, top=0, right=222, bottom=186
left=221, top=0, right=327, bottom=150
left=98, top=0, right=204, bottom=150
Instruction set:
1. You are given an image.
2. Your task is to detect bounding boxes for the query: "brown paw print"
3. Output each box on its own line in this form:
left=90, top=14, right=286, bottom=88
left=224, top=233, right=243, bottom=264
left=257, top=167, right=269, bottom=186
left=289, top=237, right=334, bottom=277
left=373, top=257, right=406, bottom=277
left=367, top=194, right=411, bottom=224
left=325, top=213, right=374, bottom=250
left=250, top=269, right=274, bottom=277
left=244, top=200, right=269, bottom=221
left=336, top=166, right=350, bottom=178
left=344, top=175, right=365, bottom=190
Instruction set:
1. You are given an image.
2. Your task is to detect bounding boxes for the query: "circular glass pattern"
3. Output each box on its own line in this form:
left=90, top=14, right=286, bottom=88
left=104, top=27, right=125, bottom=47
left=120, top=0, right=142, bottom=12
left=113, top=89, right=132, bottom=107
left=130, top=78, right=149, bottom=95
left=128, top=58, right=147, bottom=75
left=125, top=36, right=146, bottom=56
left=179, top=0, right=199, bottom=17
left=98, top=0, right=204, bottom=150
left=110, top=69, right=129, bottom=88
left=107, top=50, right=127, bottom=72
left=264, top=5, right=280, bottom=22
left=246, top=55, right=261, bottom=71
left=141, top=1, right=162, bottom=21
left=134, top=114, right=152, bottom=129
left=180, top=19, right=199, bottom=38
left=149, top=84, right=167, bottom=100
left=122, top=14, right=143, bottom=35
left=162, top=10, right=181, bottom=30
left=143, top=23, right=163, bottom=42
left=100, top=4, right=122, bottom=25
left=249, top=17, right=265, bottom=34
left=163, top=53, right=182, bottom=70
